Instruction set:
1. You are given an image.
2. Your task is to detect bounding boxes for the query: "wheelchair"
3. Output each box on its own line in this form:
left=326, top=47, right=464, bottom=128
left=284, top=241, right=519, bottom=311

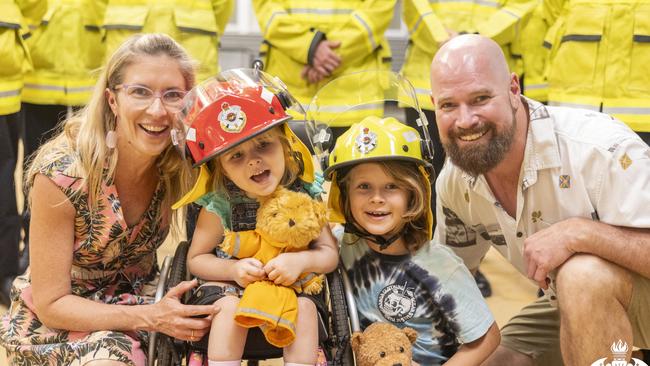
left=148, top=241, right=359, bottom=366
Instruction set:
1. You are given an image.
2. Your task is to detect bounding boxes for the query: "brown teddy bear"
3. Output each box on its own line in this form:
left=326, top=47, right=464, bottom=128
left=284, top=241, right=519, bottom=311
left=351, top=322, right=418, bottom=366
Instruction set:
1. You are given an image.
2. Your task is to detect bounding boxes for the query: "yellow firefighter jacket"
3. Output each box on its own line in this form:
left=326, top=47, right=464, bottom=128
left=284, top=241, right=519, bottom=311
left=0, top=0, right=45, bottom=114
left=543, top=0, right=650, bottom=132
left=401, top=0, right=536, bottom=110
left=103, top=0, right=233, bottom=83
left=253, top=0, right=395, bottom=126
left=22, top=0, right=106, bottom=106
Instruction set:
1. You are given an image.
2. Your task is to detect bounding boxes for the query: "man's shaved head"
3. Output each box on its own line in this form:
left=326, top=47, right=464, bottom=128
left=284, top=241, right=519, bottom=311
left=431, top=35, right=511, bottom=94
left=428, top=34, right=526, bottom=177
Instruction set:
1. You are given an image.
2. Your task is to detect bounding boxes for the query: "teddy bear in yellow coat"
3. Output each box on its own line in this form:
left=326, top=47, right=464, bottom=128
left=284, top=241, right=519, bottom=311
left=218, top=187, right=328, bottom=347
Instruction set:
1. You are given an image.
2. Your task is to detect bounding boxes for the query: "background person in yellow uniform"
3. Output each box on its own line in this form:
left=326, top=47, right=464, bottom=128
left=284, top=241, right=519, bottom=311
left=20, top=0, right=107, bottom=261
left=253, top=0, right=395, bottom=139
left=103, top=0, right=233, bottom=83
left=401, top=0, right=536, bottom=297
left=518, top=1, right=550, bottom=104
left=542, top=0, right=650, bottom=145
left=0, top=0, right=45, bottom=307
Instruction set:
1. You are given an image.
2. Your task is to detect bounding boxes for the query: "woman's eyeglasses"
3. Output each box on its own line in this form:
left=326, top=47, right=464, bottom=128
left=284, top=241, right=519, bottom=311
left=114, top=84, right=187, bottom=112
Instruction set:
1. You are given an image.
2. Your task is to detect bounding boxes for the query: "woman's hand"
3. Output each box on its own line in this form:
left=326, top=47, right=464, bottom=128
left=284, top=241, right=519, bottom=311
left=233, top=258, right=266, bottom=287
left=148, top=279, right=219, bottom=341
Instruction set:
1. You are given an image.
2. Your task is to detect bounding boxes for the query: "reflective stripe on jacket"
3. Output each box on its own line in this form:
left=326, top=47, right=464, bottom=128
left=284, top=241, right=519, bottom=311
left=253, top=0, right=395, bottom=124
left=520, top=1, right=549, bottom=102
left=544, top=0, right=650, bottom=132
left=0, top=0, right=45, bottom=114
left=103, top=0, right=233, bottom=83
left=400, top=0, right=536, bottom=110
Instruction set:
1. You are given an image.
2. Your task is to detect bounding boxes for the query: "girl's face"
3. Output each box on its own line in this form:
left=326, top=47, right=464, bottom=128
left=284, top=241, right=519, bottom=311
left=347, top=162, right=409, bottom=238
left=219, top=131, right=286, bottom=199
left=107, top=55, right=187, bottom=161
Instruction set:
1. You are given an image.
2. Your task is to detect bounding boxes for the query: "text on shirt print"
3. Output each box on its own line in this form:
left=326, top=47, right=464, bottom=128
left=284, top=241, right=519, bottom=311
left=378, top=282, right=417, bottom=323
left=475, top=224, right=507, bottom=246
left=442, top=206, right=477, bottom=247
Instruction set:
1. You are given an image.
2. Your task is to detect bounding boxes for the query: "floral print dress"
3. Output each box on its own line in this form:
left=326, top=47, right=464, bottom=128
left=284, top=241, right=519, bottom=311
left=0, top=154, right=168, bottom=366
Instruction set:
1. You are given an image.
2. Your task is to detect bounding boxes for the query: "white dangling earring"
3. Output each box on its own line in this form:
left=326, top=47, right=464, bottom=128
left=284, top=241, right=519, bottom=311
left=106, top=130, right=117, bottom=149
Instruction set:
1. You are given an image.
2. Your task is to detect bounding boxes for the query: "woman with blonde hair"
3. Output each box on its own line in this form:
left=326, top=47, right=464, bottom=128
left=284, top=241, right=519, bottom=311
left=0, top=33, right=219, bottom=365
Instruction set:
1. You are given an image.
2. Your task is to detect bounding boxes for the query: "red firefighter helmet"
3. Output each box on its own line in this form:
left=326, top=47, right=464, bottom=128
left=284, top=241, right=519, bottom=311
left=172, top=68, right=304, bottom=166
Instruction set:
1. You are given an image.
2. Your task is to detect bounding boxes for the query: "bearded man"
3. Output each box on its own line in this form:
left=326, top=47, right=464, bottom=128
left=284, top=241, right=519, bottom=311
left=431, top=34, right=650, bottom=366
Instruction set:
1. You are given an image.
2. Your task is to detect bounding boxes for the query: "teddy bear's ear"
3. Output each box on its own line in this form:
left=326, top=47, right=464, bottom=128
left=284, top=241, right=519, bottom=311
left=312, top=200, right=327, bottom=226
left=402, top=327, right=418, bottom=344
left=350, top=331, right=363, bottom=353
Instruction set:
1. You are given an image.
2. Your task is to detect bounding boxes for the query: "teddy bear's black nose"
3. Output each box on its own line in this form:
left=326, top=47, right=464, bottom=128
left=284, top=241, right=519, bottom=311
left=392, top=363, right=402, bottom=366
left=288, top=219, right=295, bottom=227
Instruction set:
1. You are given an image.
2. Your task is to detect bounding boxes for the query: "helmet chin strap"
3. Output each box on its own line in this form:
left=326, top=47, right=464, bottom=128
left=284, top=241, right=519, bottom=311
left=343, top=222, right=401, bottom=251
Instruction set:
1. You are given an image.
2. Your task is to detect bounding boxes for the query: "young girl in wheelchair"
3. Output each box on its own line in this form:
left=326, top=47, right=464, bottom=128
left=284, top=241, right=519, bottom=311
left=325, top=115, right=500, bottom=365
left=172, top=69, right=338, bottom=366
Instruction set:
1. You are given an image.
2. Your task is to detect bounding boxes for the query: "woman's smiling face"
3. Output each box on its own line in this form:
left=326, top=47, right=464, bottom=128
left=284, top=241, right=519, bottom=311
left=108, top=54, right=187, bottom=160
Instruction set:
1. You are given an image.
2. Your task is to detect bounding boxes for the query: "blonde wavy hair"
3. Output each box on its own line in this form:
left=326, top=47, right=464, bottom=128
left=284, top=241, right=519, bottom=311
left=337, top=161, right=429, bottom=253
left=26, top=33, right=197, bottom=234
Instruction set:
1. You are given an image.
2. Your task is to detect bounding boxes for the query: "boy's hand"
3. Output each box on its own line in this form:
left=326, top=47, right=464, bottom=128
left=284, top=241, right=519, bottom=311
left=233, top=258, right=265, bottom=287
left=264, top=253, right=304, bottom=286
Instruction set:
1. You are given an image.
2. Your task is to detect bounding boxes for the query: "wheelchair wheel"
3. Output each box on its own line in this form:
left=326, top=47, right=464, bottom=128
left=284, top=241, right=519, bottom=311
left=326, top=266, right=355, bottom=366
left=151, top=242, right=191, bottom=366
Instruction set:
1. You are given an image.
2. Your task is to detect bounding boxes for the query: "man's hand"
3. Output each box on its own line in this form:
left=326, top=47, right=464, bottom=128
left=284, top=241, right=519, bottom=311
left=523, top=217, right=592, bottom=288
left=312, top=40, right=341, bottom=75
left=233, top=258, right=265, bottom=287
left=301, top=65, right=328, bottom=84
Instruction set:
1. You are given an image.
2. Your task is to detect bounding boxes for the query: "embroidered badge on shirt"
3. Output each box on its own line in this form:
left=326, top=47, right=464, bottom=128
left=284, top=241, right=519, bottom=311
left=532, top=210, right=543, bottom=223
left=219, top=102, right=246, bottom=133
left=559, top=175, right=571, bottom=189
left=355, top=127, right=378, bottom=154
left=619, top=153, right=632, bottom=170
left=464, top=191, right=470, bottom=203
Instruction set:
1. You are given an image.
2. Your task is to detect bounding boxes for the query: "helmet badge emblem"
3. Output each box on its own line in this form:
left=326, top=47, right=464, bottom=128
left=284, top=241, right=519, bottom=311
left=219, top=102, right=247, bottom=133
left=355, top=127, right=378, bottom=154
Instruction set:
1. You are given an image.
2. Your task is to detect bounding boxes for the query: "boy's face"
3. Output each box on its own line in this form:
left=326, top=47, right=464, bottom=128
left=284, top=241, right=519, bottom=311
left=219, top=130, right=286, bottom=199
left=347, top=162, right=408, bottom=238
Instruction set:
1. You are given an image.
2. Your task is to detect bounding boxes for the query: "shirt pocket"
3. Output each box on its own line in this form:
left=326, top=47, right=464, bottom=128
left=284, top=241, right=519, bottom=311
left=627, top=7, right=650, bottom=94
left=0, top=25, right=27, bottom=78
left=173, top=6, right=219, bottom=78
left=103, top=5, right=148, bottom=57
left=548, top=5, right=606, bottom=92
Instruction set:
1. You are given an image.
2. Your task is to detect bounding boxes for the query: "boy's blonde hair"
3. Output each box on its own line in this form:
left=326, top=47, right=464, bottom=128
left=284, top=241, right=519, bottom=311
left=207, top=125, right=301, bottom=196
left=337, top=161, right=429, bottom=252
left=26, top=33, right=197, bottom=234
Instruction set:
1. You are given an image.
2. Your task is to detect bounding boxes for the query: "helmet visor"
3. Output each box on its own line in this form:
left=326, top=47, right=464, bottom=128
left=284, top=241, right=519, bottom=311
left=305, top=70, right=434, bottom=170
left=171, top=68, right=305, bottom=160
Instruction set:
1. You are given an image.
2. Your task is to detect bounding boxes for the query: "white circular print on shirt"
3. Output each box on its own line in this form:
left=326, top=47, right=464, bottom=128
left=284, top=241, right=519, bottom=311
left=377, top=283, right=416, bottom=323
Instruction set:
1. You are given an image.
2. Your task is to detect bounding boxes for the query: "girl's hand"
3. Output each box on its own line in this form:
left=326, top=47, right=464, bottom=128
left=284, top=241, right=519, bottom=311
left=233, top=258, right=265, bottom=287
left=264, top=253, right=305, bottom=286
left=149, top=279, right=219, bottom=341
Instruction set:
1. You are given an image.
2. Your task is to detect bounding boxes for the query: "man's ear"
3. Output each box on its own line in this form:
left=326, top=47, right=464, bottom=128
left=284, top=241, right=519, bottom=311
left=106, top=88, right=118, bottom=115
left=430, top=95, right=436, bottom=109
left=509, top=73, right=521, bottom=106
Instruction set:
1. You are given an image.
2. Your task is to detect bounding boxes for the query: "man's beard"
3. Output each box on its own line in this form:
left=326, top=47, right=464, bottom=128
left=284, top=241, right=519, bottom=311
left=443, top=108, right=517, bottom=177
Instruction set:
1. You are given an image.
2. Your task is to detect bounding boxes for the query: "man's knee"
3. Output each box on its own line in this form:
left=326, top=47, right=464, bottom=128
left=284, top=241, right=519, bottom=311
left=482, top=345, right=534, bottom=366
left=556, top=254, right=633, bottom=308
